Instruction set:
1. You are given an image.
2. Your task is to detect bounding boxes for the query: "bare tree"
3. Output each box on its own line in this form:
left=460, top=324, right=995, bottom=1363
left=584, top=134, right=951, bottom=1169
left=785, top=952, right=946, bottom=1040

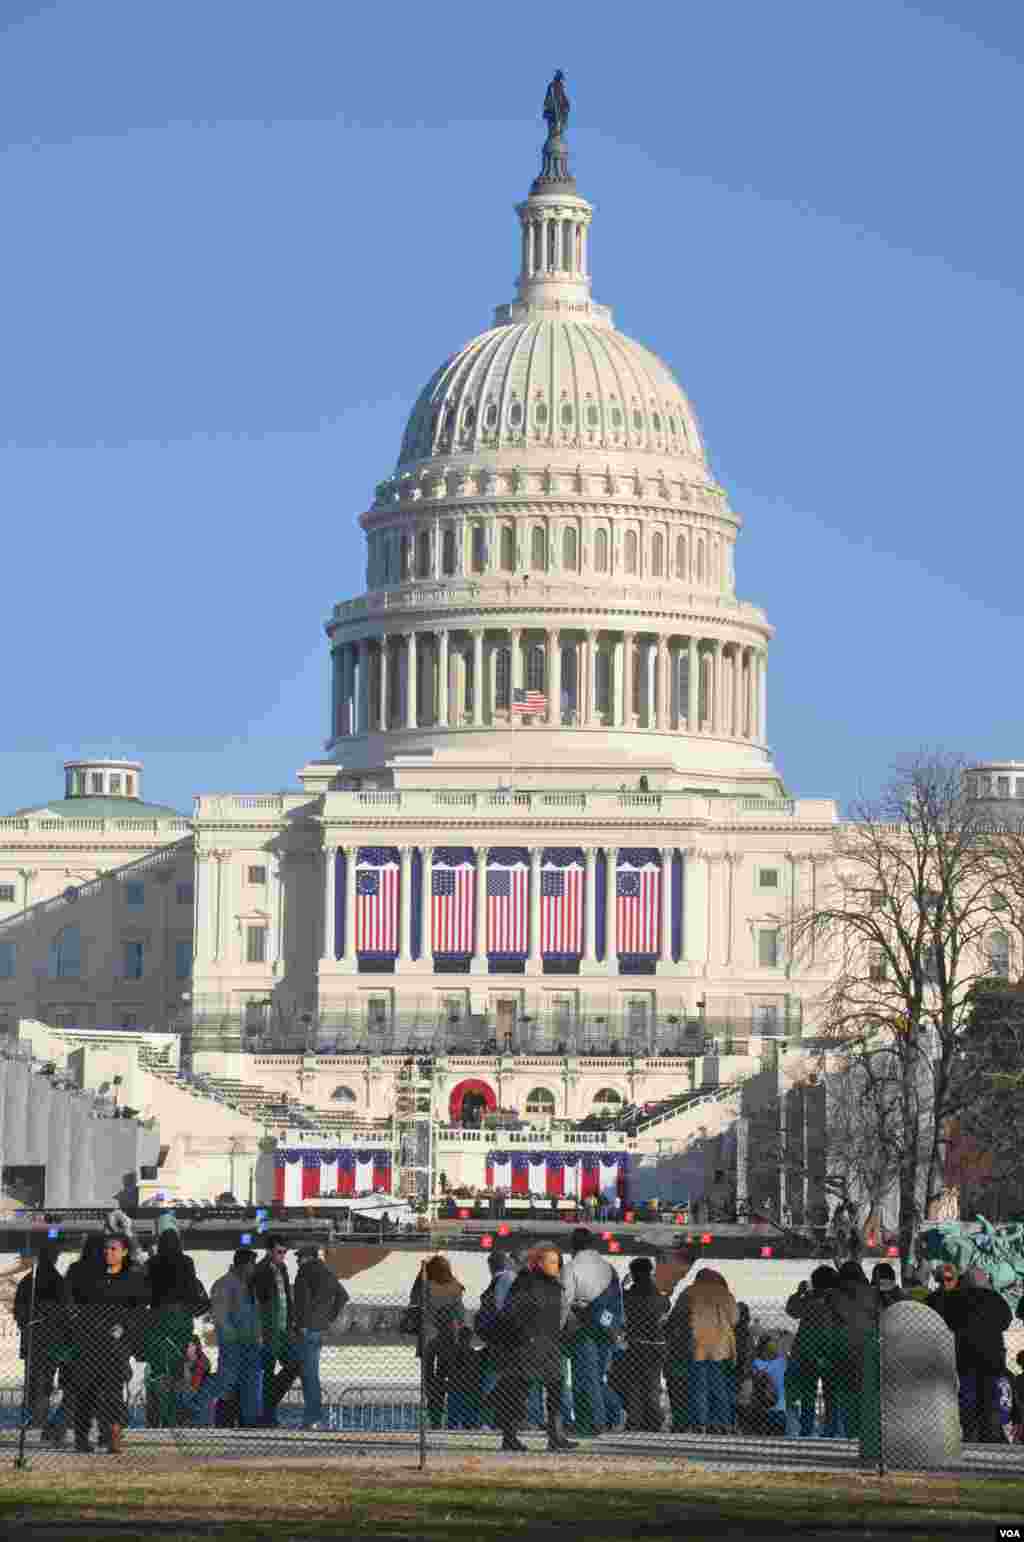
left=789, top=752, right=998, bottom=1270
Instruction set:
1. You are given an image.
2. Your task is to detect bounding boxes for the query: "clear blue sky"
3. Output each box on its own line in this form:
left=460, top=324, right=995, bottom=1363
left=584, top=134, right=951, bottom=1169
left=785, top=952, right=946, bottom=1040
left=2, top=1, right=1022, bottom=816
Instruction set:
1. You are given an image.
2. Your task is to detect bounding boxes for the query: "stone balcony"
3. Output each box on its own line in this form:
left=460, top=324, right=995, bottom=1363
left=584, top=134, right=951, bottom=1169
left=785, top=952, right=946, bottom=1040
left=192, top=789, right=836, bottom=825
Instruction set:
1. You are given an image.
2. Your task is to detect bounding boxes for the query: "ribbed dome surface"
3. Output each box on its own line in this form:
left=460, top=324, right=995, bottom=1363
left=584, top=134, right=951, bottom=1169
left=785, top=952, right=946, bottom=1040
left=396, top=319, right=708, bottom=474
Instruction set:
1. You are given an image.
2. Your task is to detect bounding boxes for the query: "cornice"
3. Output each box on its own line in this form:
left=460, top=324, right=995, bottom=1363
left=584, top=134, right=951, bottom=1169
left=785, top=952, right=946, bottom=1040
left=327, top=597, right=773, bottom=644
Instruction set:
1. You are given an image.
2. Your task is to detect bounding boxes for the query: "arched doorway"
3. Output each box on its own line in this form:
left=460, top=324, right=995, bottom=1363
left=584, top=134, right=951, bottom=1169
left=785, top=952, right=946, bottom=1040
left=449, top=1077, right=496, bottom=1127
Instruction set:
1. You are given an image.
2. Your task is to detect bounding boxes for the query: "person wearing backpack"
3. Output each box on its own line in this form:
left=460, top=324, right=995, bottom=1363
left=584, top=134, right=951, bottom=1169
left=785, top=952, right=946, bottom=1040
left=561, top=1229, right=622, bottom=1439
left=293, top=1245, right=349, bottom=1430
left=476, top=1248, right=518, bottom=1426
left=749, top=1336, right=788, bottom=1436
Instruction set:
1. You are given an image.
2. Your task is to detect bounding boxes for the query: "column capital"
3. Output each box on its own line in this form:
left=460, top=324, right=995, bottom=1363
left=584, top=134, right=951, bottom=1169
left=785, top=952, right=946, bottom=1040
left=529, top=847, right=542, bottom=867
left=725, top=852, right=745, bottom=867
left=583, top=845, right=598, bottom=862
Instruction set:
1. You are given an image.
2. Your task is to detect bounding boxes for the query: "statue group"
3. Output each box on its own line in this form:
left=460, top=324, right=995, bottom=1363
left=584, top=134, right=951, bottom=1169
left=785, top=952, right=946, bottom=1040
left=918, top=1215, right=1024, bottom=1306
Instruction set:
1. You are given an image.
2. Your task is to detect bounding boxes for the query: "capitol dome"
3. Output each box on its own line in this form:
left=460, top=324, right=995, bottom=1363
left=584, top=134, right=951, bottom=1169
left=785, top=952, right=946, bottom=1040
left=396, top=318, right=709, bottom=480
left=325, top=90, right=778, bottom=795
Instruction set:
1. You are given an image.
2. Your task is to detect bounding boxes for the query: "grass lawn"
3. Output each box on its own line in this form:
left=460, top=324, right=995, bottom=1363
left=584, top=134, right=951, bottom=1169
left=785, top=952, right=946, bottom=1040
left=1, top=1460, right=1024, bottom=1541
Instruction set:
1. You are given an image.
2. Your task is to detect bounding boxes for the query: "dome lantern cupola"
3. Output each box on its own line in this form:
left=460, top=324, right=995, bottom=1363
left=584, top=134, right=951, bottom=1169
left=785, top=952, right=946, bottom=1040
left=511, top=70, right=595, bottom=320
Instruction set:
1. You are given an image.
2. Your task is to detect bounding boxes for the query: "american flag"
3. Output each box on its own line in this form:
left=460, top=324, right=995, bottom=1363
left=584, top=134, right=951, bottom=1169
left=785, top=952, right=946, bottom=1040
left=487, top=864, right=527, bottom=954
left=541, top=864, right=583, bottom=955
left=511, top=687, right=547, bottom=716
left=431, top=864, right=475, bottom=954
left=616, top=862, right=661, bottom=955
left=356, top=860, right=399, bottom=953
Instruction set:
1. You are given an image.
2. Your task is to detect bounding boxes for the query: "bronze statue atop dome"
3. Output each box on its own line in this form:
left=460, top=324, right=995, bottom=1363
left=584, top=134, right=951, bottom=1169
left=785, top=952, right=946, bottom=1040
left=543, top=71, right=570, bottom=138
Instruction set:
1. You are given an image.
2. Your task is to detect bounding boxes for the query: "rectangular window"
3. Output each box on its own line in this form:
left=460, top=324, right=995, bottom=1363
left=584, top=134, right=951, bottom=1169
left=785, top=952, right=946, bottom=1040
left=923, top=890, right=941, bottom=913
left=0, top=884, right=14, bottom=903
left=758, top=868, right=780, bottom=890
left=998, top=776, right=1011, bottom=797
left=125, top=881, right=145, bottom=908
left=755, top=1003, right=780, bottom=1034
left=923, top=946, right=941, bottom=984
left=176, top=882, right=194, bottom=905
left=368, top=996, right=389, bottom=1026
left=869, top=889, right=885, bottom=910
left=758, top=928, right=781, bottom=968
left=247, top=865, right=267, bottom=886
left=123, top=941, right=145, bottom=980
left=869, top=948, right=887, bottom=982
left=0, top=941, right=15, bottom=979
left=109, top=774, right=121, bottom=794
left=245, top=925, right=267, bottom=964
left=175, top=940, right=193, bottom=980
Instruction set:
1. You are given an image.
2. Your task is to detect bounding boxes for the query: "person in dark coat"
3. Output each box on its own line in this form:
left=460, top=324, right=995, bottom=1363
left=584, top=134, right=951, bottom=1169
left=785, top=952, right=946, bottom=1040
left=870, top=1262, right=908, bottom=1311
left=292, top=1245, right=348, bottom=1429
left=408, top=1255, right=465, bottom=1429
left=618, top=1258, right=669, bottom=1431
left=251, top=1236, right=300, bottom=1427
left=13, top=1245, right=70, bottom=1437
left=69, top=1232, right=149, bottom=1453
left=931, top=1266, right=1012, bottom=1442
left=495, top=1246, right=577, bottom=1453
left=144, top=1219, right=210, bottom=1427
left=827, top=1261, right=876, bottom=1440
left=785, top=1265, right=840, bottom=1437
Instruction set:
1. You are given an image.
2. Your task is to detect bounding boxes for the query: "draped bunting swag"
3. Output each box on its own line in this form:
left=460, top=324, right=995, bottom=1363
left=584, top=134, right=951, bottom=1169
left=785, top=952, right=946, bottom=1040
left=273, top=1148, right=392, bottom=1203
left=484, top=1150, right=629, bottom=1202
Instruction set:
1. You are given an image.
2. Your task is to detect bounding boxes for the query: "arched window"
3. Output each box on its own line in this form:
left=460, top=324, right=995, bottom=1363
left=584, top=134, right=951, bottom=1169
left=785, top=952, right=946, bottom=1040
left=586, top=404, right=598, bottom=427
left=525, top=1087, right=556, bottom=1114
left=416, top=530, right=430, bottom=578
left=471, top=524, right=486, bottom=573
left=509, top=400, right=523, bottom=428
left=485, top=401, right=498, bottom=429
left=462, top=403, right=475, bottom=433
left=632, top=409, right=643, bottom=431
left=651, top=532, right=664, bottom=576
left=442, top=528, right=456, bottom=576
left=535, top=401, right=548, bottom=426
left=594, top=528, right=609, bottom=572
left=624, top=530, right=638, bottom=574
left=697, top=539, right=706, bottom=583
left=500, top=525, right=515, bottom=572
left=51, top=924, right=81, bottom=980
left=495, top=647, right=511, bottom=710
left=593, top=1087, right=622, bottom=1108
left=989, top=930, right=1010, bottom=977
left=560, top=402, right=573, bottom=428
left=562, top=526, right=578, bottom=571
left=676, top=533, right=687, bottom=579
left=331, top=1085, right=357, bottom=1103
left=531, top=526, right=547, bottom=570
left=526, top=645, right=545, bottom=692
left=611, top=407, right=622, bottom=428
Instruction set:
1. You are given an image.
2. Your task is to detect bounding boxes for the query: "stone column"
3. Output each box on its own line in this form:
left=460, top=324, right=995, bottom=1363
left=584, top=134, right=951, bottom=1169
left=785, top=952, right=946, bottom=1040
left=526, top=848, right=542, bottom=973
left=645, top=638, right=656, bottom=728
left=437, top=628, right=449, bottom=727
left=471, top=846, right=488, bottom=974
left=669, top=641, right=681, bottom=729
left=509, top=628, right=522, bottom=726
left=759, top=650, right=768, bottom=742
left=725, top=853, right=743, bottom=965
left=357, top=639, right=370, bottom=734
left=730, top=648, right=741, bottom=737
left=405, top=632, right=418, bottom=729
left=546, top=628, right=559, bottom=724
left=688, top=636, right=699, bottom=731
left=656, top=637, right=669, bottom=730
left=398, top=846, right=413, bottom=966
left=582, top=847, right=598, bottom=964
left=321, top=844, right=337, bottom=963
left=622, top=632, right=634, bottom=726
left=336, top=846, right=357, bottom=971
left=680, top=846, right=701, bottom=964
left=268, top=859, right=283, bottom=967
left=472, top=629, right=484, bottom=726
left=659, top=847, right=674, bottom=963
left=605, top=845, right=618, bottom=966
left=379, top=636, right=390, bottom=730
left=712, top=640, right=723, bottom=733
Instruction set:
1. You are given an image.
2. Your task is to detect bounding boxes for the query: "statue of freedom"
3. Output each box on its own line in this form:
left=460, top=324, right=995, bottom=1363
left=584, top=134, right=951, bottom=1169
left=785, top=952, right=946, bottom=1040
left=543, top=71, right=570, bottom=138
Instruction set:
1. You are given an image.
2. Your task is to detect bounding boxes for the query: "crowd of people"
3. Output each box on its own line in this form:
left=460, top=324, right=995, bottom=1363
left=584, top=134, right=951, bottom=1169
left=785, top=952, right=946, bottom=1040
left=403, top=1242, right=1024, bottom=1449
left=11, top=1222, right=1024, bottom=1454
left=11, top=1220, right=347, bottom=1452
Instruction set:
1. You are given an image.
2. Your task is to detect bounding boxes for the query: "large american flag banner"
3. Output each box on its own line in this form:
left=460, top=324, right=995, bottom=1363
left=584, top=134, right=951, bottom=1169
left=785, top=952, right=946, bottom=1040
left=616, top=850, right=661, bottom=955
left=431, top=850, right=475, bottom=954
left=487, top=851, right=528, bottom=954
left=541, top=849, right=583, bottom=955
left=356, top=847, right=399, bottom=954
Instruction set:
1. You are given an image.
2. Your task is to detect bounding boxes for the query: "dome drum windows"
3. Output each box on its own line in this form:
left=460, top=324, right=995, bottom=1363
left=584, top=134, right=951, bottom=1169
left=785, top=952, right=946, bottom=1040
left=531, top=525, right=547, bottom=570
left=594, top=527, right=609, bottom=572
left=509, top=400, right=523, bottom=429
left=624, top=530, right=638, bottom=575
left=442, top=527, right=456, bottom=576
left=500, top=525, right=516, bottom=572
left=562, top=525, right=578, bottom=571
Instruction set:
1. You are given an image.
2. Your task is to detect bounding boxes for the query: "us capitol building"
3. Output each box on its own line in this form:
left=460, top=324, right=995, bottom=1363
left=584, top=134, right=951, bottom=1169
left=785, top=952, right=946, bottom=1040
left=0, top=81, right=885, bottom=1207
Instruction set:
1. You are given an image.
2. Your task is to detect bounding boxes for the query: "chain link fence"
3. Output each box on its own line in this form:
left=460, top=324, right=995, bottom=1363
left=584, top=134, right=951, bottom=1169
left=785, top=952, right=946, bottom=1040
left=5, top=1237, right=1024, bottom=1474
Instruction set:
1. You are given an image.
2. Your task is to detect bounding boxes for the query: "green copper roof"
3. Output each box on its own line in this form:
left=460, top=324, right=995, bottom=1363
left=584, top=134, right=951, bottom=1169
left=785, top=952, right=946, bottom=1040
left=12, top=796, right=189, bottom=821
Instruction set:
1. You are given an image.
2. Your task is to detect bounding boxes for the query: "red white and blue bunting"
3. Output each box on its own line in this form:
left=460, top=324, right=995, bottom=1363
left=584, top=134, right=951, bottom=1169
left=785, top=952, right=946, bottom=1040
left=484, top=1151, right=628, bottom=1201
left=273, top=1148, right=393, bottom=1204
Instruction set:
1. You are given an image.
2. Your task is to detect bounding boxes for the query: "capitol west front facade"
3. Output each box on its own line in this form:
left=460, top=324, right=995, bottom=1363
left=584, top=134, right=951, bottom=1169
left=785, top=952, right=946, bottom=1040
left=0, top=94, right=847, bottom=1187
